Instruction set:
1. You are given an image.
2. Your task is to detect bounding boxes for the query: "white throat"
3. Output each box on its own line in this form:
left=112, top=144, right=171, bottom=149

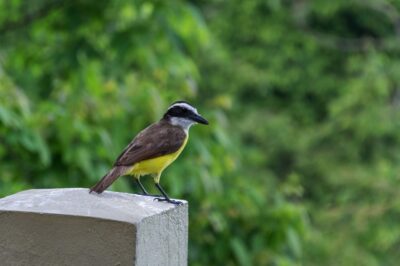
left=169, top=117, right=195, bottom=133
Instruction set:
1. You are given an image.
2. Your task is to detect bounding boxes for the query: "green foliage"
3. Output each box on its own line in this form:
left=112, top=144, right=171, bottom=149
left=1, top=0, right=400, bottom=265
left=194, top=0, right=400, bottom=265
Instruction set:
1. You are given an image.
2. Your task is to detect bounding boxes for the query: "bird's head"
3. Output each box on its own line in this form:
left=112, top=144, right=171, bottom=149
left=163, top=101, right=209, bottom=131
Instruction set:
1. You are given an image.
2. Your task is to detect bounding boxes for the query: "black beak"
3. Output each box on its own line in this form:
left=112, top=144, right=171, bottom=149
left=191, top=113, right=209, bottom=125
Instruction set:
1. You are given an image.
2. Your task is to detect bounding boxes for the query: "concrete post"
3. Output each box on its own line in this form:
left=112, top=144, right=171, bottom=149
left=0, top=188, right=188, bottom=266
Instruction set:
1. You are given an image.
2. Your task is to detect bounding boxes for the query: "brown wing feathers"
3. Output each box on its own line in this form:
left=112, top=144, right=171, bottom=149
left=90, top=120, right=186, bottom=193
left=113, top=121, right=186, bottom=166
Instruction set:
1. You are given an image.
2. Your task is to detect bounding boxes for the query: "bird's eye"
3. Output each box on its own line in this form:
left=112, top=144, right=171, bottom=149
left=170, top=107, right=183, bottom=116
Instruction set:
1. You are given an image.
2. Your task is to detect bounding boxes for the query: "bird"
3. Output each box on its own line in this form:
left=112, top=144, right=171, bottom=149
left=89, top=101, right=209, bottom=205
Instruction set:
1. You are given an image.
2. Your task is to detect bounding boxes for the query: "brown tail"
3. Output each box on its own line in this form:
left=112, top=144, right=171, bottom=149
left=89, top=166, right=128, bottom=194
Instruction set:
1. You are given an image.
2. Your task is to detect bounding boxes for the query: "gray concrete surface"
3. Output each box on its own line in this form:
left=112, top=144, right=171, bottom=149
left=0, top=188, right=188, bottom=266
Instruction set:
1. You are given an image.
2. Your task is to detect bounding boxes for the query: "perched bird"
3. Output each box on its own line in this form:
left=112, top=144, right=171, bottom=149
left=90, top=101, right=208, bottom=204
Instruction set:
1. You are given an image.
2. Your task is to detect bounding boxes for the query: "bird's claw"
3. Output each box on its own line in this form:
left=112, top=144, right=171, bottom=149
left=153, top=197, right=183, bottom=205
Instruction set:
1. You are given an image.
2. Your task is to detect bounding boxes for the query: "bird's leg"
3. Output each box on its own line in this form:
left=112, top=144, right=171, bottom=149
left=135, top=177, right=160, bottom=197
left=135, top=178, right=149, bottom=195
left=152, top=173, right=181, bottom=204
left=154, top=183, right=183, bottom=205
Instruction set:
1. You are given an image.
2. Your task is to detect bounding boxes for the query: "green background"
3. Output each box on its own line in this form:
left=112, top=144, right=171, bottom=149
left=1, top=0, right=400, bottom=265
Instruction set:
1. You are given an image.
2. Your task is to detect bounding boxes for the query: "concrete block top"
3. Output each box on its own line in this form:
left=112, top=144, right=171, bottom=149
left=0, top=188, right=187, bottom=224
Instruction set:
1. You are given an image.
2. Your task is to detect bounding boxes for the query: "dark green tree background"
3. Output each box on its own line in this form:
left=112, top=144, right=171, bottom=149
left=1, top=0, right=400, bottom=265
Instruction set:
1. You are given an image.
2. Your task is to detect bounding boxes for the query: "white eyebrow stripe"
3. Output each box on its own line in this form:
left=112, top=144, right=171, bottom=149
left=168, top=103, right=198, bottom=114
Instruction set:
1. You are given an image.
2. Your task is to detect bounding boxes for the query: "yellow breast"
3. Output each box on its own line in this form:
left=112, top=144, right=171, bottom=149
left=127, top=135, right=188, bottom=176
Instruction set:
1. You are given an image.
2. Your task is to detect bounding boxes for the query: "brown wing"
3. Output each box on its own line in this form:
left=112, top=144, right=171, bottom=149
left=113, top=120, right=187, bottom=166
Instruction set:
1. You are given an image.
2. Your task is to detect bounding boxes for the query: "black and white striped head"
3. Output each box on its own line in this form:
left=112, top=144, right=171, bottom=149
left=163, top=101, right=208, bottom=131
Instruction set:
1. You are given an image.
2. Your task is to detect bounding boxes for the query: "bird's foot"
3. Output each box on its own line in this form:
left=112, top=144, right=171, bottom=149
left=153, top=197, right=183, bottom=205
